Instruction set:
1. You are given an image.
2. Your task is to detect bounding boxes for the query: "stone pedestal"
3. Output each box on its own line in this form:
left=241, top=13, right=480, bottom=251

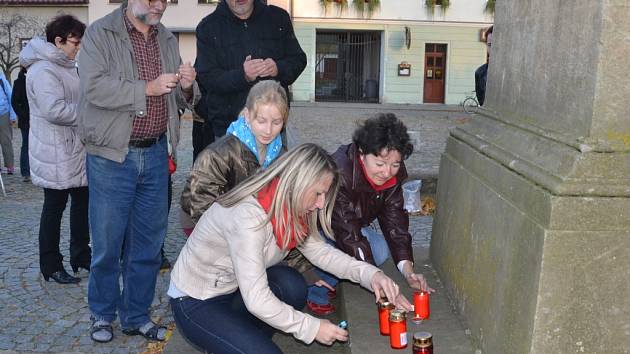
left=430, top=0, right=630, bottom=353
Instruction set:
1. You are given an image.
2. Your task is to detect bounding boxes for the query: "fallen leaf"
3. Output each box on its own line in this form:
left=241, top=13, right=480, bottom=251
left=420, top=196, right=436, bottom=215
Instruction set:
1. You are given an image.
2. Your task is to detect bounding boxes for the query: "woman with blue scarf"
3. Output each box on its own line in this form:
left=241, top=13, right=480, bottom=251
left=180, top=80, right=287, bottom=234
left=180, top=81, right=326, bottom=286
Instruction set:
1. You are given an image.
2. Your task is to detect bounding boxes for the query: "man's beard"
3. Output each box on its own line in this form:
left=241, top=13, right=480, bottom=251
left=131, top=3, right=162, bottom=26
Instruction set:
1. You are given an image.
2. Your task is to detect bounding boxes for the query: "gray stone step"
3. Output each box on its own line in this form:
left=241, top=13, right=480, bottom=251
left=164, top=247, right=478, bottom=354
left=338, top=247, right=478, bottom=354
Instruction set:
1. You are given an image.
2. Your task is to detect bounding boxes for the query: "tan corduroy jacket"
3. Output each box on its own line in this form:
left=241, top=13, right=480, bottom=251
left=170, top=196, right=381, bottom=344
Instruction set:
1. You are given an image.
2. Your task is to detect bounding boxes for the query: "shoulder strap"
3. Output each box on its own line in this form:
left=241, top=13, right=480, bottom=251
left=0, top=78, right=6, bottom=98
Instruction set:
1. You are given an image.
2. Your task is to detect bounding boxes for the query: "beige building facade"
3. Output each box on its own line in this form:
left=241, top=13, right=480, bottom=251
left=5, top=1, right=492, bottom=104
left=0, top=0, right=89, bottom=79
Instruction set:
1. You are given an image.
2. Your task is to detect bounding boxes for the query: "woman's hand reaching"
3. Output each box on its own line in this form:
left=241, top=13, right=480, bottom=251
left=404, top=272, right=435, bottom=293
left=315, top=319, right=348, bottom=346
left=370, top=271, right=412, bottom=311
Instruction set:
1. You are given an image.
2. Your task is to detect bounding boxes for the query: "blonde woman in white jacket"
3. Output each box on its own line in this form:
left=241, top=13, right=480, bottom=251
left=169, top=143, right=412, bottom=353
left=19, top=15, right=90, bottom=284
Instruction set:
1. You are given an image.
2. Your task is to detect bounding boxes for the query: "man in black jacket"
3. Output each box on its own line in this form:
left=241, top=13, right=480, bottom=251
left=474, top=25, right=493, bottom=106
left=195, top=0, right=306, bottom=137
left=11, top=67, right=30, bottom=182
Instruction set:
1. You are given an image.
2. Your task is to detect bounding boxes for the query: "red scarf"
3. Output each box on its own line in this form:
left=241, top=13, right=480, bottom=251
left=358, top=156, right=398, bottom=192
left=256, top=178, right=307, bottom=250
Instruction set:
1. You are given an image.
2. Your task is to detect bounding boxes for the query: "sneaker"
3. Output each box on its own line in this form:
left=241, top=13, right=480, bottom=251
left=22, top=176, right=31, bottom=182
left=307, top=300, right=336, bottom=315
left=6, top=167, right=14, bottom=175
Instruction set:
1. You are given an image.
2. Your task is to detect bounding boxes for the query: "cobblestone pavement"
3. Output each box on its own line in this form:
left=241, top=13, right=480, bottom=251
left=0, top=103, right=465, bottom=353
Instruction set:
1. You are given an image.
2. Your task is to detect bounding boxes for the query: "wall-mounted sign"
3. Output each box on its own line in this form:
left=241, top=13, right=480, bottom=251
left=398, top=62, right=411, bottom=76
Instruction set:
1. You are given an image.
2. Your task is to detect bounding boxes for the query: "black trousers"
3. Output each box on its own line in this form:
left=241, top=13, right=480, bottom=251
left=39, top=186, right=91, bottom=275
left=192, top=120, right=215, bottom=162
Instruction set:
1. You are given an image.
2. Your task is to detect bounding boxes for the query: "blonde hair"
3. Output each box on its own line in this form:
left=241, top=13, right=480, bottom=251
left=243, top=80, right=289, bottom=123
left=217, top=144, right=339, bottom=249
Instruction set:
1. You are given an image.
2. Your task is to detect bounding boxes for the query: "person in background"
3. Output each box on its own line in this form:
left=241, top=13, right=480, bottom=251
left=11, top=66, right=31, bottom=182
left=191, top=76, right=214, bottom=162
left=169, top=143, right=412, bottom=353
left=475, top=25, right=493, bottom=106
left=19, top=15, right=91, bottom=284
left=195, top=0, right=306, bottom=138
left=78, top=0, right=198, bottom=343
left=0, top=71, right=16, bottom=175
left=306, top=113, right=435, bottom=315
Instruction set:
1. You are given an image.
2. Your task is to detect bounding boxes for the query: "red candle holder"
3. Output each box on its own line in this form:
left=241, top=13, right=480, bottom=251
left=389, top=309, right=408, bottom=349
left=413, top=291, right=430, bottom=322
left=377, top=297, right=395, bottom=335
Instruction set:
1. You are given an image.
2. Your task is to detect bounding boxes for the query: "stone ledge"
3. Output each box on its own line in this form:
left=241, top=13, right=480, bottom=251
left=339, top=247, right=477, bottom=354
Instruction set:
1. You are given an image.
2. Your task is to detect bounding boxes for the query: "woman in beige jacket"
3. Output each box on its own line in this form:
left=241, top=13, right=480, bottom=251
left=169, top=144, right=411, bottom=353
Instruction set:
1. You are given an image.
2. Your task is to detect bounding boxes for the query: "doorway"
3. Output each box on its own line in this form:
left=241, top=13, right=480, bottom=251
left=423, top=43, right=447, bottom=103
left=315, top=31, right=381, bottom=103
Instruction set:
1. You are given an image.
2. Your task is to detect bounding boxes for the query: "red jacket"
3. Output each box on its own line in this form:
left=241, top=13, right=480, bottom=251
left=331, top=144, right=414, bottom=266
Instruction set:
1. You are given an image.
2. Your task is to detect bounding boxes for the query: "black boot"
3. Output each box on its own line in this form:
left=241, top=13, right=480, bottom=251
left=43, top=269, right=80, bottom=284
left=71, top=262, right=91, bottom=274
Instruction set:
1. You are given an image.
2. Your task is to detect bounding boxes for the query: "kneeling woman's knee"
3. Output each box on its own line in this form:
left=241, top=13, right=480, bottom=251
left=267, top=265, right=307, bottom=309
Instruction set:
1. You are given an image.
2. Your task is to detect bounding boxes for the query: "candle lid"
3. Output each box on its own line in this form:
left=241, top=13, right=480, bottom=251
left=377, top=297, right=395, bottom=309
left=413, top=331, right=433, bottom=346
left=389, top=309, right=406, bottom=321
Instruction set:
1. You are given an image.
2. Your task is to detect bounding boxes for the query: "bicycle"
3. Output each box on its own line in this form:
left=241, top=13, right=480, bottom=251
left=461, top=92, right=479, bottom=114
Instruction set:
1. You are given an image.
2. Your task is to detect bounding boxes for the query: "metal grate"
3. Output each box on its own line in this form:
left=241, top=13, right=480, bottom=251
left=315, top=31, right=381, bottom=103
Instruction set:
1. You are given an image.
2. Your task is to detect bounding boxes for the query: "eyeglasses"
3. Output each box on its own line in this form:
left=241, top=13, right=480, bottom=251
left=66, top=39, right=81, bottom=47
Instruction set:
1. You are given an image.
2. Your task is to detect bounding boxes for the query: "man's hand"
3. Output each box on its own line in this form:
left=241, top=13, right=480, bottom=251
left=259, top=58, right=278, bottom=78
left=177, top=62, right=196, bottom=91
left=404, top=272, right=435, bottom=293
left=146, top=73, right=178, bottom=96
left=243, top=55, right=265, bottom=82
left=315, top=319, right=348, bottom=346
left=370, top=272, right=412, bottom=311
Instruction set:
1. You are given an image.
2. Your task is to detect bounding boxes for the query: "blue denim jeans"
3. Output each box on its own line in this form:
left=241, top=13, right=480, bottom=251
left=87, top=137, right=168, bottom=329
left=307, top=226, right=390, bottom=305
left=171, top=265, right=307, bottom=354
left=19, top=127, right=29, bottom=177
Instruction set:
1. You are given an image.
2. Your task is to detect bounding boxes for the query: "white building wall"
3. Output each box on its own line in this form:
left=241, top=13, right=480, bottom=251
left=293, top=0, right=493, bottom=23
left=290, top=0, right=493, bottom=104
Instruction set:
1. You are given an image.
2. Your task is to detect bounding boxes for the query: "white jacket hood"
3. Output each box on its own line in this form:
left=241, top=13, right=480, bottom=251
left=19, top=36, right=76, bottom=70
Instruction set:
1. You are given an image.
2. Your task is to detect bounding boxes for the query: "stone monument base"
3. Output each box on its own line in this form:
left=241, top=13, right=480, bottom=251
left=430, top=114, right=630, bottom=353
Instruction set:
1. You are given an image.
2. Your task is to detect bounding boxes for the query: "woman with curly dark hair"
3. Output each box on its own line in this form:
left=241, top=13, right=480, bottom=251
left=306, top=113, right=435, bottom=315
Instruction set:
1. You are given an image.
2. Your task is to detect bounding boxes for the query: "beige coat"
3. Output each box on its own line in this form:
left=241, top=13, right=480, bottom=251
left=170, top=196, right=381, bottom=344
